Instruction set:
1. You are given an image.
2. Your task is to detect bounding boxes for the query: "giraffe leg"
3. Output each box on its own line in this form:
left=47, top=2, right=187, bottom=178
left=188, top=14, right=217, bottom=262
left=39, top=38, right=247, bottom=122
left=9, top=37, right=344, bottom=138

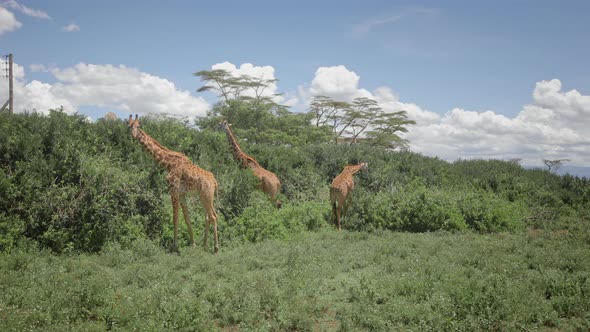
left=200, top=190, right=218, bottom=253
left=343, top=194, right=352, bottom=218
left=201, top=192, right=219, bottom=253
left=179, top=195, right=196, bottom=247
left=203, top=214, right=210, bottom=251
left=275, top=183, right=282, bottom=209
left=171, top=193, right=180, bottom=252
left=341, top=194, right=355, bottom=230
left=212, top=214, right=219, bottom=253
left=330, top=201, right=337, bottom=225
left=207, top=203, right=219, bottom=253
left=336, top=196, right=345, bottom=231
left=269, top=192, right=278, bottom=209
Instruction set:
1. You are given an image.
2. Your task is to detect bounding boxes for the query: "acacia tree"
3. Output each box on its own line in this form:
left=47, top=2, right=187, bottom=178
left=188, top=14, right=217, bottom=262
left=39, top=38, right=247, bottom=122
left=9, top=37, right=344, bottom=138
left=308, top=96, right=381, bottom=144
left=194, top=69, right=331, bottom=145
left=309, top=96, right=348, bottom=128
left=194, top=69, right=241, bottom=102
left=241, top=75, right=280, bottom=100
left=195, top=68, right=288, bottom=124
left=325, top=101, right=353, bottom=143
left=344, top=97, right=382, bottom=144
left=307, top=95, right=415, bottom=148
left=365, top=110, right=416, bottom=149
left=508, top=158, right=523, bottom=166
left=543, top=159, right=570, bottom=172
left=194, top=69, right=281, bottom=102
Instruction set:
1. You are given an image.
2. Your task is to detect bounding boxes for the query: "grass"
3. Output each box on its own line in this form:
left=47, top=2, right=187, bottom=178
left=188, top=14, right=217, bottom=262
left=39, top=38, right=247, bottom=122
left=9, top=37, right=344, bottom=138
left=1, top=230, right=589, bottom=331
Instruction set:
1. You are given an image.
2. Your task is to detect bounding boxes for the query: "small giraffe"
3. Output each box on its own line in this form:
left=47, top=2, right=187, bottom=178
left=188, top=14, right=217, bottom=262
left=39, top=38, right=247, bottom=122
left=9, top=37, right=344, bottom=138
left=128, top=115, right=220, bottom=253
left=219, top=120, right=282, bottom=208
left=330, top=162, right=368, bottom=230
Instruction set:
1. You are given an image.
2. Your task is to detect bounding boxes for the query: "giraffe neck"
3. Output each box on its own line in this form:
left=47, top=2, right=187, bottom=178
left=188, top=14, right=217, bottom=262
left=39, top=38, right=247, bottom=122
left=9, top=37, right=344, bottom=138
left=222, top=123, right=259, bottom=167
left=136, top=129, right=184, bottom=170
left=343, top=164, right=364, bottom=176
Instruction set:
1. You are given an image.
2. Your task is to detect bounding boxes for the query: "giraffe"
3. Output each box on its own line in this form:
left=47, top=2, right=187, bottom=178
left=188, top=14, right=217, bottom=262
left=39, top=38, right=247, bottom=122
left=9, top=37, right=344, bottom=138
left=128, top=115, right=220, bottom=253
left=218, top=120, right=282, bottom=208
left=330, top=162, right=368, bottom=230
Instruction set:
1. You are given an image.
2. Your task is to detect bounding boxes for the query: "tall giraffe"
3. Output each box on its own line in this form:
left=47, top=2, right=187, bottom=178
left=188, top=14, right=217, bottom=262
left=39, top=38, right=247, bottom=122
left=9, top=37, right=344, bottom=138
left=128, top=115, right=220, bottom=253
left=330, top=162, right=368, bottom=230
left=219, top=120, right=282, bottom=208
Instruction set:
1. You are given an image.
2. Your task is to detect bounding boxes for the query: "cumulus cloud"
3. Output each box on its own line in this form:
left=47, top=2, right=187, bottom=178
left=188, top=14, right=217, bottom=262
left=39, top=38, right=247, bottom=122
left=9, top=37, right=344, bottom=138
left=372, top=86, right=440, bottom=125
left=300, top=65, right=590, bottom=166
left=407, top=79, right=590, bottom=166
left=3, top=0, right=50, bottom=19
left=61, top=23, right=80, bottom=32
left=0, top=6, right=22, bottom=34
left=309, top=65, right=372, bottom=102
left=0, top=63, right=210, bottom=119
left=302, top=65, right=421, bottom=118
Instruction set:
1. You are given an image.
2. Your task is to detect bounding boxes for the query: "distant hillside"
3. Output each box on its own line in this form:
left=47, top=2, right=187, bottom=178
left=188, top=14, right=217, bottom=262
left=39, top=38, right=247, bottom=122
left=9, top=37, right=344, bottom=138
left=556, top=166, right=590, bottom=179
left=523, top=165, right=590, bottom=179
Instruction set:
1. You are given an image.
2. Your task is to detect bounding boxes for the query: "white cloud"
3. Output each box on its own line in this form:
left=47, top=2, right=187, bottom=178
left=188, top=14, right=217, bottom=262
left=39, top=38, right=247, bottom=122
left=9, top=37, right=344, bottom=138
left=0, top=6, right=22, bottom=34
left=372, top=86, right=440, bottom=125
left=406, top=80, right=590, bottom=166
left=3, top=0, right=50, bottom=19
left=302, top=65, right=426, bottom=121
left=9, top=61, right=25, bottom=79
left=299, top=64, right=590, bottom=167
left=351, top=6, right=438, bottom=37
left=309, top=65, right=372, bottom=102
left=61, top=23, right=80, bottom=32
left=0, top=63, right=210, bottom=120
left=212, top=62, right=275, bottom=83
left=19, top=80, right=77, bottom=113
left=29, top=63, right=48, bottom=72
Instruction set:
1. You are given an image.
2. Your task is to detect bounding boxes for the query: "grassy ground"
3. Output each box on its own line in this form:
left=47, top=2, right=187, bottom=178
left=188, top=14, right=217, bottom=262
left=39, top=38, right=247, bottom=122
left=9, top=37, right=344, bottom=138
left=1, top=230, right=589, bottom=331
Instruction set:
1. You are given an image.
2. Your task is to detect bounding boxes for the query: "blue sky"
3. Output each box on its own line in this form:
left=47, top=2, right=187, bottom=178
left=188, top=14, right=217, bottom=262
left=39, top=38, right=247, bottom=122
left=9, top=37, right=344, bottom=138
left=1, top=0, right=590, bottom=169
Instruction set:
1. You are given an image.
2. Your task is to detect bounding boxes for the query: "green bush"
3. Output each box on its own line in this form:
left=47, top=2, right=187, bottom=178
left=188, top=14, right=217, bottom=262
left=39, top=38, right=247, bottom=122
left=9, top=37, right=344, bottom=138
left=0, top=213, right=25, bottom=253
left=353, top=182, right=467, bottom=233
left=226, top=195, right=326, bottom=243
left=1, top=111, right=589, bottom=252
left=457, top=191, right=528, bottom=233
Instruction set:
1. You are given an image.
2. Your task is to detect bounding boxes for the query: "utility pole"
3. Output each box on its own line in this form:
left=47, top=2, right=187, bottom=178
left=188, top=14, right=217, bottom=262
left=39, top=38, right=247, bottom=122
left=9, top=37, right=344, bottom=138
left=8, top=53, right=13, bottom=113
left=1, top=53, right=13, bottom=113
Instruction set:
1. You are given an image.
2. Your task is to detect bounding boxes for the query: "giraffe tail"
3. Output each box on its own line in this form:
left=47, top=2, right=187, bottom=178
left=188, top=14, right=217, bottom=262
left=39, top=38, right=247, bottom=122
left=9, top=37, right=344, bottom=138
left=331, top=200, right=341, bottom=226
left=213, top=183, right=220, bottom=210
left=329, top=188, right=338, bottom=224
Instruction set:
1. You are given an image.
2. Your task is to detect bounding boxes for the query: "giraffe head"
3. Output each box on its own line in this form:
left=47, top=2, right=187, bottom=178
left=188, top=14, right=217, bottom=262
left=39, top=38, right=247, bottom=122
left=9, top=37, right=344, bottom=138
left=347, top=161, right=368, bottom=174
left=359, top=162, right=369, bottom=172
left=128, top=114, right=141, bottom=138
left=216, top=119, right=230, bottom=132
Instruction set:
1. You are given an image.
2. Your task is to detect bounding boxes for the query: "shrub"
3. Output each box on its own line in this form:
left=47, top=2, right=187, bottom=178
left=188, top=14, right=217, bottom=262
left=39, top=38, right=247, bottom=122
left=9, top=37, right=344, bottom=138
left=0, top=213, right=25, bottom=253
left=351, top=180, right=467, bottom=232
left=226, top=196, right=327, bottom=243
left=457, top=191, right=527, bottom=233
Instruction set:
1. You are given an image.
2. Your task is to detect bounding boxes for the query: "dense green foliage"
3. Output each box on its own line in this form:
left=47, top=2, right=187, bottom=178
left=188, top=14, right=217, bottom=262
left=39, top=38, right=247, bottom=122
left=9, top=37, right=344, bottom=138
left=1, top=230, right=589, bottom=331
left=197, top=99, right=333, bottom=146
left=1, top=110, right=589, bottom=253
left=1, top=110, right=589, bottom=330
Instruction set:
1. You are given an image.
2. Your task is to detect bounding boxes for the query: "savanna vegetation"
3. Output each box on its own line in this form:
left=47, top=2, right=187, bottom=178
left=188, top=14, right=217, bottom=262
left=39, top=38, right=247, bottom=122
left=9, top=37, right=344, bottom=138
left=0, top=70, right=589, bottom=330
